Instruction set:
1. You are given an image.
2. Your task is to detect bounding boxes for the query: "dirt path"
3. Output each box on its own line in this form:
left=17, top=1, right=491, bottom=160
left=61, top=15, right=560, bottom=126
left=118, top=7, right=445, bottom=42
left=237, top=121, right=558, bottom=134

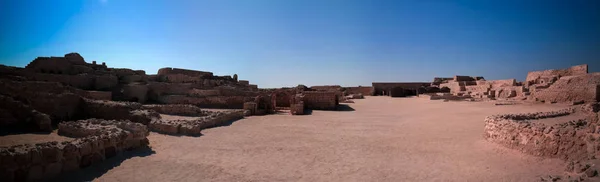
left=56, top=97, right=568, bottom=182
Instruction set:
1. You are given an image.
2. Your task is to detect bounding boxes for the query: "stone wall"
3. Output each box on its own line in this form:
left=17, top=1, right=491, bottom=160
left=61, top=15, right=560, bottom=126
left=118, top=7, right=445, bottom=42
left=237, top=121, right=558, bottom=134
left=526, top=64, right=588, bottom=82
left=0, top=119, right=149, bottom=182
left=149, top=110, right=244, bottom=136
left=82, top=99, right=159, bottom=125
left=484, top=105, right=600, bottom=161
left=372, top=82, right=430, bottom=96
left=532, top=73, right=600, bottom=103
left=0, top=94, right=51, bottom=132
left=303, top=91, right=338, bottom=110
left=157, top=95, right=247, bottom=109
left=157, top=67, right=213, bottom=78
left=343, top=86, right=373, bottom=96
left=141, top=104, right=207, bottom=116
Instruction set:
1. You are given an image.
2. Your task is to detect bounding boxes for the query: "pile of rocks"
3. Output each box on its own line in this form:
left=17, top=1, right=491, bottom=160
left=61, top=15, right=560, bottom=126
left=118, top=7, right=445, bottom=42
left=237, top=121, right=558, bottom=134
left=0, top=119, right=149, bottom=182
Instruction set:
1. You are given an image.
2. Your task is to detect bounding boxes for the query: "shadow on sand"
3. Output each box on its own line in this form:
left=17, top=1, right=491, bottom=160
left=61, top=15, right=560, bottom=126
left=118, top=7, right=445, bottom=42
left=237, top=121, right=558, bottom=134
left=336, top=104, right=356, bottom=111
left=49, top=147, right=156, bottom=182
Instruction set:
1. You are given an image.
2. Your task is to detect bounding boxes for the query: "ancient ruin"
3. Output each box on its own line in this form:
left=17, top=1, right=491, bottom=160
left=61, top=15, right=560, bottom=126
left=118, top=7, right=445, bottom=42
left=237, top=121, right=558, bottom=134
left=1, top=53, right=600, bottom=181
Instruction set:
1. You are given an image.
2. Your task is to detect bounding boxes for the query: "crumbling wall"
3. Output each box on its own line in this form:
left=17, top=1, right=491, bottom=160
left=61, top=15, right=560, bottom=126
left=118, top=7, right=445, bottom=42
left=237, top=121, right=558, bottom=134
left=532, top=73, right=600, bottom=103
left=344, top=86, right=373, bottom=96
left=82, top=99, right=159, bottom=125
left=484, top=106, right=600, bottom=161
left=141, top=104, right=206, bottom=116
left=157, top=67, right=213, bottom=78
left=0, top=119, right=149, bottom=182
left=121, top=84, right=148, bottom=103
left=303, top=91, right=337, bottom=110
left=0, top=94, right=51, bottom=132
left=157, top=95, right=247, bottom=109
left=149, top=110, right=244, bottom=136
left=526, top=64, right=588, bottom=82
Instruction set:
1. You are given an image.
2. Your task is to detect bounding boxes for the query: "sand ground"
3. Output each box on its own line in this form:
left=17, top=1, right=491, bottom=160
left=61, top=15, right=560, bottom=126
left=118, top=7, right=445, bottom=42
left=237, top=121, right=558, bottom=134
left=55, top=96, right=570, bottom=182
left=0, top=130, right=73, bottom=147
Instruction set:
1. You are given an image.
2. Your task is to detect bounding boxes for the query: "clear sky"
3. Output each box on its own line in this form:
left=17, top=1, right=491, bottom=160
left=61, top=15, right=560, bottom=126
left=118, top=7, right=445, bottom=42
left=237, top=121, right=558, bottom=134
left=1, top=0, right=599, bottom=88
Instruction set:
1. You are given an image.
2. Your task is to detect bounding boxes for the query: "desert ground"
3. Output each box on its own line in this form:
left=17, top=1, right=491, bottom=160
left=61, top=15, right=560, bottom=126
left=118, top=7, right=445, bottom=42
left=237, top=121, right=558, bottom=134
left=52, top=96, right=569, bottom=182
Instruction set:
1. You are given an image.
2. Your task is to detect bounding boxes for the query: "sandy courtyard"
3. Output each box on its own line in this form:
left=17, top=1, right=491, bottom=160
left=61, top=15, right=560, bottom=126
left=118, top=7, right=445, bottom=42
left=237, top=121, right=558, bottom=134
left=54, top=97, right=570, bottom=182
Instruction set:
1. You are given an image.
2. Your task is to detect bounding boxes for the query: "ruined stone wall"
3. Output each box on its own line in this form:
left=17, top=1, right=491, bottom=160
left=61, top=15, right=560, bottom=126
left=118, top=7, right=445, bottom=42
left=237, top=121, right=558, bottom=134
left=303, top=91, right=337, bottom=110
left=372, top=82, right=430, bottom=96
left=484, top=106, right=600, bottom=161
left=82, top=99, right=159, bottom=125
left=121, top=84, right=148, bottom=103
left=526, top=64, right=588, bottom=82
left=141, top=104, right=206, bottom=116
left=532, top=73, right=600, bottom=103
left=25, top=57, right=74, bottom=75
left=149, top=110, right=244, bottom=136
left=74, top=90, right=112, bottom=101
left=157, top=67, right=213, bottom=77
left=0, top=94, right=51, bottom=132
left=157, top=95, right=247, bottom=109
left=344, top=86, right=373, bottom=96
left=0, top=119, right=149, bottom=182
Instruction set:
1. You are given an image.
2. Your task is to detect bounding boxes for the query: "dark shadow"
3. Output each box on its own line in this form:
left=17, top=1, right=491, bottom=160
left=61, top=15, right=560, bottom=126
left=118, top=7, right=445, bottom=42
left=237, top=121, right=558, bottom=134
left=335, top=104, right=355, bottom=111
left=149, top=131, right=204, bottom=138
left=49, top=146, right=156, bottom=182
left=304, top=109, right=313, bottom=115
left=212, top=117, right=245, bottom=128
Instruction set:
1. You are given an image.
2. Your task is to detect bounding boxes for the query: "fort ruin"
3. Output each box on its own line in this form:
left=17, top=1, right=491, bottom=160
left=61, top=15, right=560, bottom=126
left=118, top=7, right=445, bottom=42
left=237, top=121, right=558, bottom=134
left=1, top=53, right=599, bottom=181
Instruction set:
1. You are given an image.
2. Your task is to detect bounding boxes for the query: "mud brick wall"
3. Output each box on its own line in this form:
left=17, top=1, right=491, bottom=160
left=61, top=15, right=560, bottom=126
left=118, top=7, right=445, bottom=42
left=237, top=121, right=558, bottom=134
left=344, top=86, right=373, bottom=96
left=141, top=104, right=207, bottom=116
left=533, top=73, right=600, bottom=103
left=0, top=119, right=149, bottom=182
left=372, top=82, right=430, bottom=95
left=484, top=106, right=600, bottom=161
left=486, top=79, right=517, bottom=89
left=303, top=91, right=337, bottom=110
left=526, top=64, right=588, bottom=82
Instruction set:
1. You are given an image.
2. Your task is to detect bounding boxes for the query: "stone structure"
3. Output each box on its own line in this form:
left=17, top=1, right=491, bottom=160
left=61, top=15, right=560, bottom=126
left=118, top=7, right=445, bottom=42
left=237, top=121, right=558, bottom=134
left=525, top=65, right=600, bottom=104
left=302, top=91, right=338, bottom=110
left=148, top=110, right=244, bottom=136
left=0, top=119, right=149, bottom=182
left=484, top=104, right=600, bottom=161
left=343, top=86, right=373, bottom=96
left=372, top=82, right=430, bottom=97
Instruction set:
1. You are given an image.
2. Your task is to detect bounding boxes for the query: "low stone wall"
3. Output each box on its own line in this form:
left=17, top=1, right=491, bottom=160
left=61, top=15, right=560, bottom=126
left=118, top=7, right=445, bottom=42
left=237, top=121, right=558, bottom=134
left=149, top=110, right=244, bottom=136
left=83, top=99, right=160, bottom=125
left=157, top=95, right=247, bottom=109
left=74, top=90, right=112, bottom=101
left=141, top=104, right=207, bottom=116
left=484, top=106, right=600, bottom=161
left=303, top=91, right=337, bottom=110
left=0, top=119, right=149, bottom=182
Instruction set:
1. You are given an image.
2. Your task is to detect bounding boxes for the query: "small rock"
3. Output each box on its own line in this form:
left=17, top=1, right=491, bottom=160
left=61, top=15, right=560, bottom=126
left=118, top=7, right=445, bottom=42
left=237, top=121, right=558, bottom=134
left=586, top=167, right=597, bottom=177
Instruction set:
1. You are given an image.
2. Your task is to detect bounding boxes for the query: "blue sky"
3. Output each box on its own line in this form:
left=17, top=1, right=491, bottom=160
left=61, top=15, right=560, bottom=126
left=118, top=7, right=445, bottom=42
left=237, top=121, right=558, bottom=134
left=1, top=0, right=599, bottom=88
